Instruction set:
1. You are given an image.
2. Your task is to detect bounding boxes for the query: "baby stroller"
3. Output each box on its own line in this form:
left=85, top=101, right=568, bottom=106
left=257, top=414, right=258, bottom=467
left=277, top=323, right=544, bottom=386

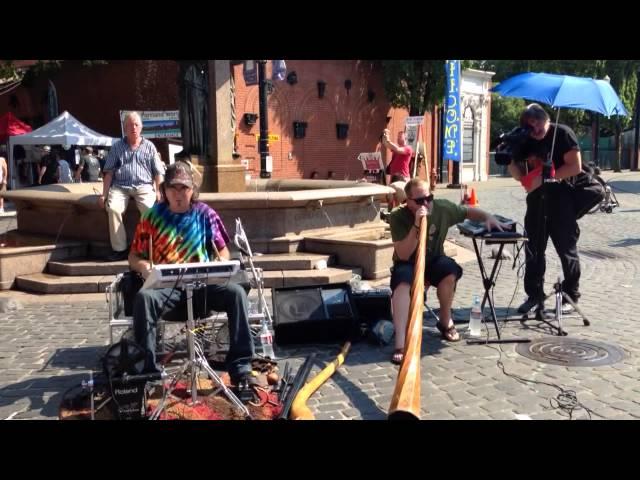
left=588, top=164, right=620, bottom=214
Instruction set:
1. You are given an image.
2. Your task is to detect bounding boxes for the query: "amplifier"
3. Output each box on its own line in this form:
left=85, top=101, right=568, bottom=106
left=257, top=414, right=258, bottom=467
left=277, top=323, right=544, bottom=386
left=272, top=283, right=360, bottom=345
left=351, top=288, right=393, bottom=325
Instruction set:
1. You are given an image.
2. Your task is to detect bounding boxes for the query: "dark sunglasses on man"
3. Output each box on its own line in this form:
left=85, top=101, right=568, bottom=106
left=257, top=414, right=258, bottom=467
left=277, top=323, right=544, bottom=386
left=410, top=194, right=434, bottom=206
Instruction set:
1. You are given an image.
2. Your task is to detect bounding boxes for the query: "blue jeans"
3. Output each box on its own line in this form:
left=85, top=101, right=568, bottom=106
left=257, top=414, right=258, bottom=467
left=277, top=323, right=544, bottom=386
left=133, top=282, right=254, bottom=380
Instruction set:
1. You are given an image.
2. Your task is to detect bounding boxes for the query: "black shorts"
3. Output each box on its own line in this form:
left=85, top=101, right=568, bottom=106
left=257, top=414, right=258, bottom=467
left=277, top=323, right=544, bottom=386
left=390, top=256, right=463, bottom=292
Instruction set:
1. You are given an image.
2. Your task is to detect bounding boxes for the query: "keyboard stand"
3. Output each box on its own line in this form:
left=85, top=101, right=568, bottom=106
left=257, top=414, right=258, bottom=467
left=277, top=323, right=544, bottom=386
left=465, top=235, right=531, bottom=345
left=148, top=281, right=251, bottom=419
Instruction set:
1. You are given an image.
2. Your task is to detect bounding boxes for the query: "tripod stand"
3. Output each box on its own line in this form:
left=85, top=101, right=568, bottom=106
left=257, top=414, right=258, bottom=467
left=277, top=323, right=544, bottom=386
left=531, top=275, right=590, bottom=336
left=148, top=281, right=251, bottom=420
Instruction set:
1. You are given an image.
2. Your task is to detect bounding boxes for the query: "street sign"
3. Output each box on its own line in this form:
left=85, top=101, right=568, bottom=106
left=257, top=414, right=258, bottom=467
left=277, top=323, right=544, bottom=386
left=255, top=133, right=280, bottom=142
left=405, top=116, right=424, bottom=126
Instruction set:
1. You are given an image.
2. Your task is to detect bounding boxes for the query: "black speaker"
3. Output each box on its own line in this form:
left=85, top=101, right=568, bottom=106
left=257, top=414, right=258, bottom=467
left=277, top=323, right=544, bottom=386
left=273, top=283, right=359, bottom=344
left=351, top=288, right=393, bottom=326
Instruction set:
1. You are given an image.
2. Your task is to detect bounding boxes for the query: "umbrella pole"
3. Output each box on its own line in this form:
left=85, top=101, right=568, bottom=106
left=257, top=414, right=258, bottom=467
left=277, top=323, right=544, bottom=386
left=550, top=108, right=561, bottom=163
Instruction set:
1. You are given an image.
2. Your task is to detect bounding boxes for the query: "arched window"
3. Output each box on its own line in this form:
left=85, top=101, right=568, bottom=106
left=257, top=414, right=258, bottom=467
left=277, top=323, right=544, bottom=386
left=463, top=106, right=475, bottom=164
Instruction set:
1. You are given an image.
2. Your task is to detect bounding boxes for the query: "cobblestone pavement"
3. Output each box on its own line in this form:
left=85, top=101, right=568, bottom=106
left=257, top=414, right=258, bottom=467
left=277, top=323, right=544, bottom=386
left=1, top=172, right=640, bottom=420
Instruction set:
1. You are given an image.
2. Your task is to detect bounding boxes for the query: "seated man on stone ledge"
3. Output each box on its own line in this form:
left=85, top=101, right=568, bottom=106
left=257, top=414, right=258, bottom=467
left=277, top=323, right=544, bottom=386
left=387, top=178, right=507, bottom=364
left=127, top=162, right=255, bottom=390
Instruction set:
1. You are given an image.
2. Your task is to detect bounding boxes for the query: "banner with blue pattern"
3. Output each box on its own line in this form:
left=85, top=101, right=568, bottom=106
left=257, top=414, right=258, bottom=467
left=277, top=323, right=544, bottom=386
left=443, top=60, right=462, bottom=162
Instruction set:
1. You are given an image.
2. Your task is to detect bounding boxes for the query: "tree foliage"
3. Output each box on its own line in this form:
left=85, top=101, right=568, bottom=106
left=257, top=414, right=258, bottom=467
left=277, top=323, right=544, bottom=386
left=1, top=60, right=108, bottom=85
left=380, top=60, right=472, bottom=115
left=475, top=60, right=640, bottom=138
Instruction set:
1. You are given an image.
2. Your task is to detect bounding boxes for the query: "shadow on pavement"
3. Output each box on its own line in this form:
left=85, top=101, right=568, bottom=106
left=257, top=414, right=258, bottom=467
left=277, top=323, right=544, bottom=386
left=0, top=372, right=91, bottom=419
left=610, top=237, right=640, bottom=248
left=40, top=345, right=108, bottom=371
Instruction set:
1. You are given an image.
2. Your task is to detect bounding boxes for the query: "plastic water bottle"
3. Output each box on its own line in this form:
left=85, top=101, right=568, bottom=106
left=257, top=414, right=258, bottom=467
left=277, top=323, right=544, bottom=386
left=259, top=322, right=276, bottom=359
left=469, top=295, right=483, bottom=337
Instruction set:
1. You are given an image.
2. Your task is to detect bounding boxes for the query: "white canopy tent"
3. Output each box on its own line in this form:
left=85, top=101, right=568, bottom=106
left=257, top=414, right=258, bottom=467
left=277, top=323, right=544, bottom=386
left=8, top=111, right=118, bottom=189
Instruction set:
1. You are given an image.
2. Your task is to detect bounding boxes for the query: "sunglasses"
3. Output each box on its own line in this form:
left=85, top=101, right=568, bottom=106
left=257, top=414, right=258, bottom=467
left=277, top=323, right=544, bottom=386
left=411, top=194, right=434, bottom=205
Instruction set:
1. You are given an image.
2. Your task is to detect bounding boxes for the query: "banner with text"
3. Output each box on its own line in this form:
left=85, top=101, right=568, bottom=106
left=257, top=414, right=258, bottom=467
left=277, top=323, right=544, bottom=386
left=442, top=60, right=462, bottom=162
left=120, top=110, right=181, bottom=139
left=405, top=116, right=424, bottom=153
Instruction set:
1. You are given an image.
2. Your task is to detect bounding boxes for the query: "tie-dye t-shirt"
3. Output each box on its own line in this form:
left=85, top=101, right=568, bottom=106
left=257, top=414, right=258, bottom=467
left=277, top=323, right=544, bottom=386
left=130, top=201, right=230, bottom=264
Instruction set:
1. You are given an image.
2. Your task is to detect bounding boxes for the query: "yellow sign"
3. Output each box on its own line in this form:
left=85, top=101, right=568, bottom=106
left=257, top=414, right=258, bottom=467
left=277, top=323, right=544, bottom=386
left=255, top=133, right=280, bottom=142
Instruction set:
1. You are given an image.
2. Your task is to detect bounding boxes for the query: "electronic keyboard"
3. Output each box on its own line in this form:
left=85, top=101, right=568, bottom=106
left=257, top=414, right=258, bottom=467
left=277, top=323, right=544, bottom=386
left=141, top=260, right=241, bottom=290
left=457, top=214, right=517, bottom=237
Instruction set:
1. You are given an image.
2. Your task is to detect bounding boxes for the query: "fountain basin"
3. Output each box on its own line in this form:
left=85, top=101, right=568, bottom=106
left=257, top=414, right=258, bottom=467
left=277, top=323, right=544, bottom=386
left=0, top=180, right=394, bottom=289
left=304, top=226, right=393, bottom=279
left=1, top=180, right=393, bottom=254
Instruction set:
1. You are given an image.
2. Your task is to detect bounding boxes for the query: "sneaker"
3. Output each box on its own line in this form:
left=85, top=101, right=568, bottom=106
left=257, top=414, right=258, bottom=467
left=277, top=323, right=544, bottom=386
left=561, top=300, right=576, bottom=314
left=517, top=297, right=543, bottom=314
left=0, top=207, right=4, bottom=214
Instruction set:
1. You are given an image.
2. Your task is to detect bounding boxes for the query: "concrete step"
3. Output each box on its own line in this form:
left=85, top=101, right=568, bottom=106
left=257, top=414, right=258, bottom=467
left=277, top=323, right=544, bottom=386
left=251, top=253, right=334, bottom=270
left=46, top=253, right=335, bottom=276
left=263, top=267, right=355, bottom=289
left=47, top=258, right=129, bottom=276
left=17, top=267, right=356, bottom=294
left=15, top=273, right=116, bottom=294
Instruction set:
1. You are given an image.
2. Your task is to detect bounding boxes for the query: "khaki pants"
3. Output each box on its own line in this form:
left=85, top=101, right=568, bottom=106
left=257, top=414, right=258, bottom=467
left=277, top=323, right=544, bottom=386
left=106, top=184, right=156, bottom=252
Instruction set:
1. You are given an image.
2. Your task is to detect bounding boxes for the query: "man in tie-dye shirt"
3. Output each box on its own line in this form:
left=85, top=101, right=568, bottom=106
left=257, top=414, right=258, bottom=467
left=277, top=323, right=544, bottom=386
left=128, top=162, right=255, bottom=390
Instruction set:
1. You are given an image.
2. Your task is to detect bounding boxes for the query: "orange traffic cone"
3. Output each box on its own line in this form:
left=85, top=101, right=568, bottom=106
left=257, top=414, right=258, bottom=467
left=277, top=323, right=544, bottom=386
left=469, top=187, right=479, bottom=207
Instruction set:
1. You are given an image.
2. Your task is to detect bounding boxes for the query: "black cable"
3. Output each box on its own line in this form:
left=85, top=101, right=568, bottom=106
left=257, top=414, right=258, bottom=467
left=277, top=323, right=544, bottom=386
left=477, top=241, right=599, bottom=419
left=490, top=342, right=600, bottom=420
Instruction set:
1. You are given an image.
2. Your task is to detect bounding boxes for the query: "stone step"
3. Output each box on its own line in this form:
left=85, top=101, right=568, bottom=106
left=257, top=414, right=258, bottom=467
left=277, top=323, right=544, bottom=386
left=46, top=253, right=335, bottom=277
left=15, top=273, right=116, bottom=294
left=16, top=267, right=357, bottom=295
left=251, top=253, right=334, bottom=270
left=263, top=267, right=355, bottom=289
left=47, top=258, right=129, bottom=276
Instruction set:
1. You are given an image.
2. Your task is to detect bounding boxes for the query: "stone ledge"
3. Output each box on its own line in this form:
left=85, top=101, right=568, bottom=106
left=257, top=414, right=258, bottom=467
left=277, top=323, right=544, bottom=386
left=15, top=273, right=116, bottom=294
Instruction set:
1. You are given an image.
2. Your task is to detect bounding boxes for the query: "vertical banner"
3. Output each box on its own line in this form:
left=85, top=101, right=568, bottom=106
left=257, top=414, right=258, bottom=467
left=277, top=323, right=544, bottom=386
left=443, top=60, right=462, bottom=162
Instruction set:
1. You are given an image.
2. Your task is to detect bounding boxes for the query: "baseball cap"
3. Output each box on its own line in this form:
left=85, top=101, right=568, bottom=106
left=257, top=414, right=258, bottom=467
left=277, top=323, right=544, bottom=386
left=165, top=162, right=194, bottom=188
left=42, top=145, right=51, bottom=152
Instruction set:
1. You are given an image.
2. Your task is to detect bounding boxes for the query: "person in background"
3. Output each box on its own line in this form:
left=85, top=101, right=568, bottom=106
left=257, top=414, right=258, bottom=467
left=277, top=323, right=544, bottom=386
left=100, top=112, right=164, bottom=261
left=0, top=145, right=8, bottom=213
left=76, top=146, right=101, bottom=182
left=38, top=146, right=60, bottom=185
left=382, top=129, right=412, bottom=183
left=57, top=147, right=74, bottom=183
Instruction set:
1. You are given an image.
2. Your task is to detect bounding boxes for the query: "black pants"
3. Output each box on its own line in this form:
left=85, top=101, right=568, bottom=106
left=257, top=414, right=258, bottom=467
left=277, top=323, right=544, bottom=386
left=524, top=183, right=581, bottom=302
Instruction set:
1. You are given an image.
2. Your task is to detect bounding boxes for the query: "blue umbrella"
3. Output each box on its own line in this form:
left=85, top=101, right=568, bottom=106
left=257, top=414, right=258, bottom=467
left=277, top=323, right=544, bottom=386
left=491, top=72, right=628, bottom=117
left=492, top=72, right=629, bottom=162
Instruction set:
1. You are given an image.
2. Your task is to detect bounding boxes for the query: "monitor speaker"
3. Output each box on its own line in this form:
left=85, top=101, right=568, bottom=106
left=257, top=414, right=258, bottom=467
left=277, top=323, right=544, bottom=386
left=273, top=283, right=359, bottom=344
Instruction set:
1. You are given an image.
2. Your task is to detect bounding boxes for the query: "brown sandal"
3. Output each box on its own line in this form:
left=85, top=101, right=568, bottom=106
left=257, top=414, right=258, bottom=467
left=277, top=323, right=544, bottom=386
left=391, top=348, right=404, bottom=365
left=436, top=322, right=460, bottom=342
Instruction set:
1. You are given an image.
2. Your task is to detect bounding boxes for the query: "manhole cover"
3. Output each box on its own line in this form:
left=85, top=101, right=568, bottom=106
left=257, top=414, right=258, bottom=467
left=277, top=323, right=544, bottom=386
left=516, top=337, right=624, bottom=366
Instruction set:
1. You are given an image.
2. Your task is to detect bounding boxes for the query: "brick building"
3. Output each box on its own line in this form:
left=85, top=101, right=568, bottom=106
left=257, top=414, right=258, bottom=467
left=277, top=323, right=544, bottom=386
left=1, top=60, right=445, bottom=182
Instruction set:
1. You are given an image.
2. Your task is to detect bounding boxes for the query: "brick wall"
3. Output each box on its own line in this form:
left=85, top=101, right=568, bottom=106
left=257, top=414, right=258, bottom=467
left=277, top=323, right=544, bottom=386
left=2, top=60, right=438, bottom=181
left=233, top=60, right=431, bottom=180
